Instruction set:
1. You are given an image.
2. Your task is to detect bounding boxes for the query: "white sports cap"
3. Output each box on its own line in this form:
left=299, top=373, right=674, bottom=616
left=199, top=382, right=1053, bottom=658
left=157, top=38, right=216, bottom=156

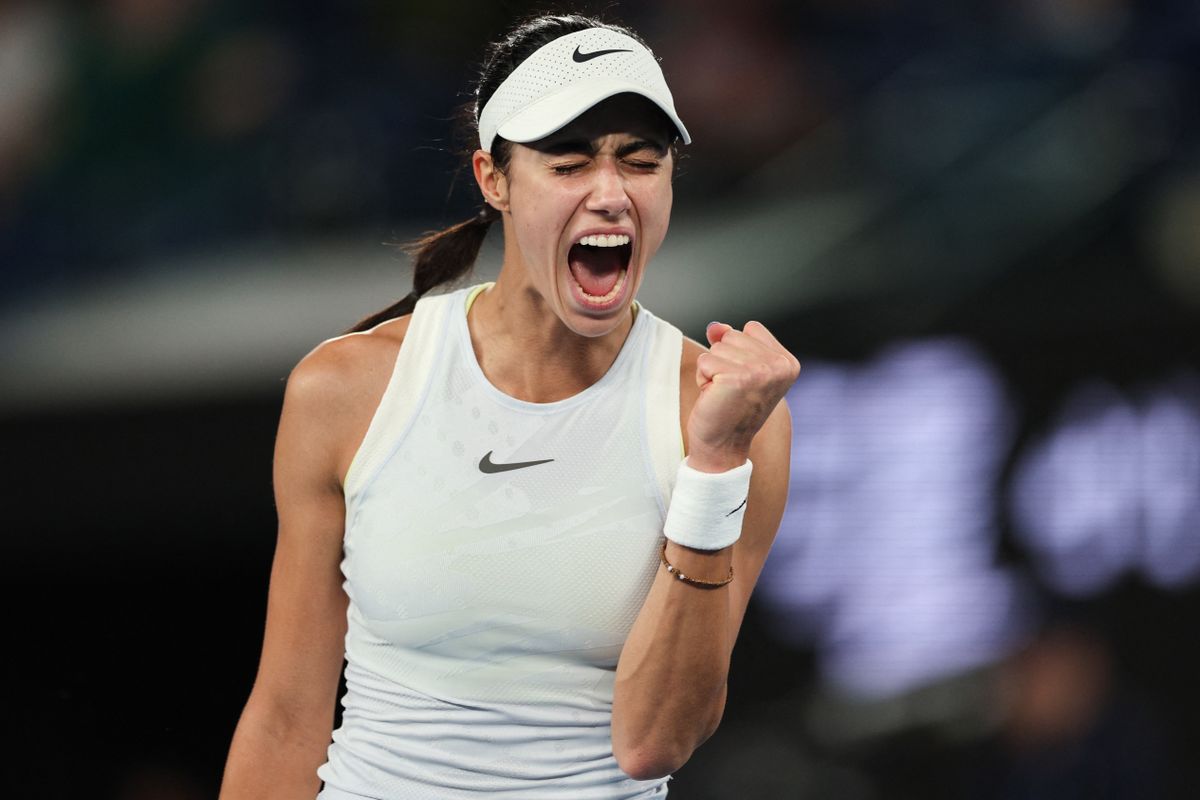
left=477, top=27, right=691, bottom=153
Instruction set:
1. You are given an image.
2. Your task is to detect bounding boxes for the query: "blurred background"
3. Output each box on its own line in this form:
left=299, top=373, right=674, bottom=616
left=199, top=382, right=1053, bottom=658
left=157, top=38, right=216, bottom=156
left=3, top=0, right=1198, bottom=797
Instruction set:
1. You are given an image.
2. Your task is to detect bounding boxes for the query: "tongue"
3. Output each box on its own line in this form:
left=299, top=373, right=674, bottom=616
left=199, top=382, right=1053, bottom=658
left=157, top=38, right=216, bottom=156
left=569, top=244, right=623, bottom=297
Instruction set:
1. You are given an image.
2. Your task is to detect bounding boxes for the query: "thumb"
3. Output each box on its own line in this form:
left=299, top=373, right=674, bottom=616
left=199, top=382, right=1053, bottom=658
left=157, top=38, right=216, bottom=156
left=706, top=321, right=732, bottom=347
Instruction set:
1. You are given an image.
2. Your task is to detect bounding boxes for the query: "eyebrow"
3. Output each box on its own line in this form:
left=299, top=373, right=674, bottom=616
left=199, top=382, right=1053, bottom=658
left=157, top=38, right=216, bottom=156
left=541, top=138, right=669, bottom=157
left=618, top=139, right=669, bottom=157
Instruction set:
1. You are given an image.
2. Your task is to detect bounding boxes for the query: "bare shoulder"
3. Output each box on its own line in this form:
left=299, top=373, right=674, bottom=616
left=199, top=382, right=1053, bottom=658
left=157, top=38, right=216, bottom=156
left=288, top=315, right=411, bottom=404
left=281, top=315, right=413, bottom=485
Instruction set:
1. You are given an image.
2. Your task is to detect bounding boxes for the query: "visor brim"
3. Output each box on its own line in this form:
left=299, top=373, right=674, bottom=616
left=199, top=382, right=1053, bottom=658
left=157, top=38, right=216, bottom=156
left=494, top=78, right=691, bottom=148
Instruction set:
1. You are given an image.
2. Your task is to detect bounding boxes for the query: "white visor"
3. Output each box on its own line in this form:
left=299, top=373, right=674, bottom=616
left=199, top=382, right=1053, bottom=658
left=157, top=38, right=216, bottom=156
left=477, top=27, right=691, bottom=153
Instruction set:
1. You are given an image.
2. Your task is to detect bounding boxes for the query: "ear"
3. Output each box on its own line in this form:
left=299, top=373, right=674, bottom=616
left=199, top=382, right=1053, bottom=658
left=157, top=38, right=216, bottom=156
left=473, top=150, right=510, bottom=212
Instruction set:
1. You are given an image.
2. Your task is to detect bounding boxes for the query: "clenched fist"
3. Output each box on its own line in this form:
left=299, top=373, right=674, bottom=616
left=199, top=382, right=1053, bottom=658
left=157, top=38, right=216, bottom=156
left=688, top=320, right=801, bottom=473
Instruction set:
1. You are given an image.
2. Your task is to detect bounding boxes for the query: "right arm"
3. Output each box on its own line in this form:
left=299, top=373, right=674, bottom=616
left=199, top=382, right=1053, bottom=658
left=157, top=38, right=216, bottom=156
left=220, top=319, right=408, bottom=798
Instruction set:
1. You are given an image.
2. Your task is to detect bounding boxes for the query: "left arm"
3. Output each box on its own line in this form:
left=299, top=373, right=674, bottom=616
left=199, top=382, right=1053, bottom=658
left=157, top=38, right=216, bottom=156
left=611, top=321, right=800, bottom=780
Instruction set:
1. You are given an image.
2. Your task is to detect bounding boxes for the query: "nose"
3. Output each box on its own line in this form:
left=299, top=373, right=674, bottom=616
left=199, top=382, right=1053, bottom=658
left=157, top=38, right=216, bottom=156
left=585, top=159, right=631, bottom=217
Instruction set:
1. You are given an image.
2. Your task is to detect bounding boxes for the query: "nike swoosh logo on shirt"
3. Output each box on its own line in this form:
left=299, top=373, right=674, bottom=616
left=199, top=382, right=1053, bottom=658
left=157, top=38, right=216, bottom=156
left=478, top=451, right=555, bottom=474
left=572, top=46, right=633, bottom=63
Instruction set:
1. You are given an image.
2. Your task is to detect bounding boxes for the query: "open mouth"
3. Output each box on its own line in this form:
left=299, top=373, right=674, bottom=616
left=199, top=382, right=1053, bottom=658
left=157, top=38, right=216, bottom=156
left=567, top=234, right=633, bottom=304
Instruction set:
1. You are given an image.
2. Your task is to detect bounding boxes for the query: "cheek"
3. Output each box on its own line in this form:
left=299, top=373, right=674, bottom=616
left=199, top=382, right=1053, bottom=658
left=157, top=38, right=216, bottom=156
left=510, top=185, right=576, bottom=259
left=658, top=185, right=674, bottom=233
left=509, top=201, right=553, bottom=258
left=638, top=183, right=674, bottom=253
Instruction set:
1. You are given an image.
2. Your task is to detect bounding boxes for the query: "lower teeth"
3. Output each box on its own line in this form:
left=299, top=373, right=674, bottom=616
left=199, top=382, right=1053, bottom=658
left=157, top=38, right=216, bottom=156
left=576, top=268, right=626, bottom=303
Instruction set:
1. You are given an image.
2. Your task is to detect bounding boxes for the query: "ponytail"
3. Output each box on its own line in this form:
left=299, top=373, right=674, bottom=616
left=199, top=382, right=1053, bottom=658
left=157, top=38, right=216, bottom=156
left=348, top=204, right=499, bottom=333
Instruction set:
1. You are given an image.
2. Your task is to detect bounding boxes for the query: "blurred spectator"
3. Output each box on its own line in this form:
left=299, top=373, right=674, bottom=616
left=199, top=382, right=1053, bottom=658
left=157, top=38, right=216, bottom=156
left=645, top=0, right=826, bottom=190
left=114, top=760, right=208, bottom=800
left=0, top=1, right=68, bottom=208
left=1006, top=0, right=1132, bottom=56
left=963, top=623, right=1170, bottom=799
left=0, top=2, right=527, bottom=301
left=0, top=0, right=306, bottom=294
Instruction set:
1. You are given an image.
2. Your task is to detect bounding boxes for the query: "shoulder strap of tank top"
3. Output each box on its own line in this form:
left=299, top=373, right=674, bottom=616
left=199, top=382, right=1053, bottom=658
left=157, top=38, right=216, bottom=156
left=641, top=309, right=685, bottom=515
left=343, top=290, right=460, bottom=502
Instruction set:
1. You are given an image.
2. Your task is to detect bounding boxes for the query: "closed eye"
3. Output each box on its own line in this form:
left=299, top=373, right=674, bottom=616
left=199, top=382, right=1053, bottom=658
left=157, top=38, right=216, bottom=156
left=552, top=162, right=587, bottom=175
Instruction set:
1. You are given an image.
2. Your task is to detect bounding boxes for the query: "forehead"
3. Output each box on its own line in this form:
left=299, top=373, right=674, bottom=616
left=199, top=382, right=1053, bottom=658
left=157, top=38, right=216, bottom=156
left=529, top=93, right=675, bottom=151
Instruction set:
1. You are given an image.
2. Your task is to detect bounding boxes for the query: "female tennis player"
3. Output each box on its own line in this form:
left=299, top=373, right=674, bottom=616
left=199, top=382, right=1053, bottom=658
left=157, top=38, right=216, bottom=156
left=220, top=13, right=798, bottom=799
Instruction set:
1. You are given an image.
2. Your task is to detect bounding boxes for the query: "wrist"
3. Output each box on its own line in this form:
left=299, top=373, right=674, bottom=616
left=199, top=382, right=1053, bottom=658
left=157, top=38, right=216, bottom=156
left=660, top=540, right=734, bottom=588
left=685, top=446, right=751, bottom=474
left=663, top=458, right=754, bottom=551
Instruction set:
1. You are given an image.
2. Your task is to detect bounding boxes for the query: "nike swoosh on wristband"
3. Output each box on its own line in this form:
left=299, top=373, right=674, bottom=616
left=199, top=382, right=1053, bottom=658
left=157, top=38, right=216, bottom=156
left=572, top=46, right=633, bottom=63
left=725, top=498, right=748, bottom=517
left=478, top=451, right=555, bottom=474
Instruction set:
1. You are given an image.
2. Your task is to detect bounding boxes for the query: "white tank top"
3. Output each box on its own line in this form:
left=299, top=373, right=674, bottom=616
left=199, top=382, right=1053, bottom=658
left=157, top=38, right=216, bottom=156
left=317, top=284, right=685, bottom=799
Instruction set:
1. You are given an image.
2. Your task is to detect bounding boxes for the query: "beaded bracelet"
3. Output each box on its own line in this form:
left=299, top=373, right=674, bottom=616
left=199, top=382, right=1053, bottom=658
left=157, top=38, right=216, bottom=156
left=659, top=539, right=734, bottom=589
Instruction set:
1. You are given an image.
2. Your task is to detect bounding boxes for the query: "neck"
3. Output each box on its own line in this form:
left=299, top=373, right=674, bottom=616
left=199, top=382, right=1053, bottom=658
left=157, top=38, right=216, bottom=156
left=466, top=267, right=635, bottom=404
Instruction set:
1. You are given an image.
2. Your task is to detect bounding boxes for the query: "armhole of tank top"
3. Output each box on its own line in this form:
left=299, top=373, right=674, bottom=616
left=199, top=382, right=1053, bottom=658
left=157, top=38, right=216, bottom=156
left=465, top=281, right=492, bottom=313
left=341, top=292, right=453, bottom=504
left=643, top=314, right=684, bottom=517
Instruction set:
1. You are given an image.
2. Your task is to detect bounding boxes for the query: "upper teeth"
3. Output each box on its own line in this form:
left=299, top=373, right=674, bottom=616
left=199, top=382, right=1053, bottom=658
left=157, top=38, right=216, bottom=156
left=579, top=234, right=630, bottom=247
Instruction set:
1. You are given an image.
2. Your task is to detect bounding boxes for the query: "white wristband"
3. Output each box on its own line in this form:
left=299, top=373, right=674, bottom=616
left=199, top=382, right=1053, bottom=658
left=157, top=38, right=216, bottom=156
left=663, top=458, right=753, bottom=551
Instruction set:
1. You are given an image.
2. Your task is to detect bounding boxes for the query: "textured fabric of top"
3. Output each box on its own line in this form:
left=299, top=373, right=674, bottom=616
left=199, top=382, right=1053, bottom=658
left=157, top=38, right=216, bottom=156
left=478, top=27, right=690, bottom=151
left=318, top=286, right=685, bottom=799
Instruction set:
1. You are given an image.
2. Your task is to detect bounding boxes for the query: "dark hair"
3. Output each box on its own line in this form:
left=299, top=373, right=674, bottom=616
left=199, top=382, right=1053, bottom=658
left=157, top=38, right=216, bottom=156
left=348, top=13, right=654, bottom=333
